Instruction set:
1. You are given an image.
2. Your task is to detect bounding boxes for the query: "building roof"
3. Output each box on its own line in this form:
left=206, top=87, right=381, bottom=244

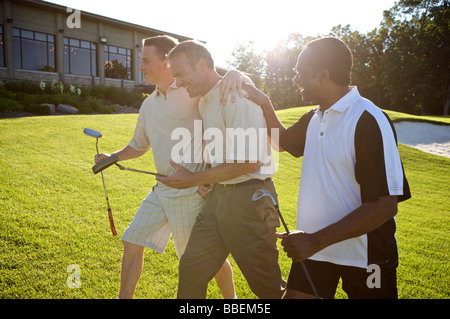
left=20, top=0, right=197, bottom=42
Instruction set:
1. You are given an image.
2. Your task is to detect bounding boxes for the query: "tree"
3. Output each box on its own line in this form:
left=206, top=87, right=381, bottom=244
left=382, top=0, right=449, bottom=114
left=228, top=42, right=266, bottom=88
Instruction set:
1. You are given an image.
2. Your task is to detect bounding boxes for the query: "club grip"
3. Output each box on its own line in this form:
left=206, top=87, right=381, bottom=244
left=108, top=208, right=117, bottom=236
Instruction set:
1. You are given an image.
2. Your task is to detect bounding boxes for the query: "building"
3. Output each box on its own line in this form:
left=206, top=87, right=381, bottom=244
left=0, top=0, right=204, bottom=90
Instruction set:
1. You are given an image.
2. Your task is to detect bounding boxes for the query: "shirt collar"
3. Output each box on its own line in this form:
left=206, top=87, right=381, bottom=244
left=328, top=86, right=360, bottom=113
left=155, top=79, right=178, bottom=97
left=202, top=79, right=221, bottom=104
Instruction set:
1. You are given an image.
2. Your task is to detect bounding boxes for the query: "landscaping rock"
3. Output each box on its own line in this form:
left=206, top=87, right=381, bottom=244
left=40, top=103, right=55, bottom=113
left=56, top=104, right=79, bottom=114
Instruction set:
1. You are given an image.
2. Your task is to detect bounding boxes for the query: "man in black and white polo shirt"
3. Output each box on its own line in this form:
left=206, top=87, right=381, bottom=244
left=245, top=37, right=411, bottom=299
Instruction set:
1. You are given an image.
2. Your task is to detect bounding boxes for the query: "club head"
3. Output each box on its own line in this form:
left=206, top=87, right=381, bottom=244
left=92, top=154, right=119, bottom=174
left=83, top=128, right=103, bottom=139
left=252, top=189, right=277, bottom=206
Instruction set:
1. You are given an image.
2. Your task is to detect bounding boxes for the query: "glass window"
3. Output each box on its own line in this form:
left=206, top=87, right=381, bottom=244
left=69, top=38, right=79, bottom=47
left=21, top=30, right=33, bottom=39
left=63, top=37, right=97, bottom=76
left=0, top=25, right=4, bottom=67
left=12, top=27, right=56, bottom=72
left=35, top=32, right=47, bottom=42
left=104, top=44, right=132, bottom=80
left=80, top=41, right=90, bottom=49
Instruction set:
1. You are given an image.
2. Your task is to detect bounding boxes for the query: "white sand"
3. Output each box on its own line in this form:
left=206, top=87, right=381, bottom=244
left=393, top=121, right=450, bottom=158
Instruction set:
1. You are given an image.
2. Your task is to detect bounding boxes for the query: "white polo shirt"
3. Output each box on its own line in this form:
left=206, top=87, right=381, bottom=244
left=198, top=80, right=276, bottom=184
left=129, top=80, right=205, bottom=197
left=280, top=87, right=410, bottom=268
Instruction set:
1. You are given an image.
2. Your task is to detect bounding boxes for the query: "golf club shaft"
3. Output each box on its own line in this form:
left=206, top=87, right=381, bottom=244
left=275, top=205, right=319, bottom=299
left=275, top=205, right=290, bottom=234
left=96, top=139, right=117, bottom=236
left=115, top=163, right=164, bottom=176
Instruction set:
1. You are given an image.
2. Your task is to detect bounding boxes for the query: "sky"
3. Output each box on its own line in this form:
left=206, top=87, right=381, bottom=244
left=44, top=0, right=398, bottom=67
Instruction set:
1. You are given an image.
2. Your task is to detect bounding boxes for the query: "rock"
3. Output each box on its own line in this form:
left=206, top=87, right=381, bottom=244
left=40, top=103, right=55, bottom=113
left=56, top=104, right=79, bottom=114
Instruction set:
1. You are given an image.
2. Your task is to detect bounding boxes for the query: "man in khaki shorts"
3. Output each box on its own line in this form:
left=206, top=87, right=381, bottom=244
left=158, top=40, right=284, bottom=299
left=95, top=35, right=245, bottom=299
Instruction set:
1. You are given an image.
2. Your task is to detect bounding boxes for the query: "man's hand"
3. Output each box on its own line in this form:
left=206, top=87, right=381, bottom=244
left=95, top=153, right=110, bottom=163
left=197, top=184, right=214, bottom=198
left=220, top=69, right=244, bottom=105
left=242, top=83, right=271, bottom=107
left=276, top=230, right=321, bottom=262
left=156, top=160, right=197, bottom=189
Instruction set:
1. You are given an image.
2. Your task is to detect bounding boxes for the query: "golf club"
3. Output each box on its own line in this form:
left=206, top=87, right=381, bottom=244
left=83, top=128, right=117, bottom=236
left=252, top=188, right=320, bottom=299
left=92, top=154, right=165, bottom=177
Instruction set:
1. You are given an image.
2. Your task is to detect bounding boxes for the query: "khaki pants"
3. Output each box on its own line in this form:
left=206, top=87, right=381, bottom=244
left=177, top=179, right=283, bottom=299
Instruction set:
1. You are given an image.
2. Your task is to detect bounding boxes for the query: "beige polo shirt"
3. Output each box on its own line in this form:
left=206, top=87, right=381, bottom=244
left=129, top=80, right=205, bottom=197
left=198, top=80, right=276, bottom=184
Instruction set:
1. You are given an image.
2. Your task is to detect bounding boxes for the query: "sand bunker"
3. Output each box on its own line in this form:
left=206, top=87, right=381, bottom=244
left=393, top=121, right=450, bottom=158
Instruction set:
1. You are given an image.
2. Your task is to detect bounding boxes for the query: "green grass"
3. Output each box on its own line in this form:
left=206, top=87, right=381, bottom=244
left=0, top=108, right=449, bottom=299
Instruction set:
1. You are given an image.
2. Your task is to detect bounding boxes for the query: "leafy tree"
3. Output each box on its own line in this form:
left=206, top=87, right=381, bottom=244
left=381, top=0, right=449, bottom=114
left=228, top=0, right=449, bottom=114
left=228, top=42, right=266, bottom=88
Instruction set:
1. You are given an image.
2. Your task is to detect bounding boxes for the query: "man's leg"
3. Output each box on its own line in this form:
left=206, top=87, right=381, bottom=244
left=214, top=259, right=236, bottom=299
left=119, top=191, right=172, bottom=298
left=118, top=240, right=145, bottom=299
left=216, top=184, right=283, bottom=299
left=177, top=192, right=230, bottom=299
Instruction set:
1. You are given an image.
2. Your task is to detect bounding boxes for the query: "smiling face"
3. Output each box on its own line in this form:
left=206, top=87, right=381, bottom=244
left=169, top=53, right=208, bottom=98
left=139, top=45, right=168, bottom=85
left=292, top=47, right=323, bottom=104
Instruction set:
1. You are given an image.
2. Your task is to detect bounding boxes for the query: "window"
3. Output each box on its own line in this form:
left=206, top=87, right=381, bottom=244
left=104, top=45, right=132, bottom=80
left=64, top=37, right=97, bottom=76
left=0, top=25, right=4, bottom=67
left=12, top=27, right=55, bottom=71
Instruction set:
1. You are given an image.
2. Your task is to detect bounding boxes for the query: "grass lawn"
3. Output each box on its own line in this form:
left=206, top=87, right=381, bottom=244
left=0, top=107, right=448, bottom=299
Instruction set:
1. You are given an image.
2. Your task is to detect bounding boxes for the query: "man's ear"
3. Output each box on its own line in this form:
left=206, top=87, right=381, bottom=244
left=197, top=58, right=208, bottom=71
left=319, top=68, right=330, bottom=85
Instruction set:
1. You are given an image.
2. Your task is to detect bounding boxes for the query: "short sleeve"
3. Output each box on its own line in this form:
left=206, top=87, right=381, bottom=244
left=355, top=111, right=411, bottom=203
left=128, top=107, right=151, bottom=152
left=280, top=109, right=315, bottom=158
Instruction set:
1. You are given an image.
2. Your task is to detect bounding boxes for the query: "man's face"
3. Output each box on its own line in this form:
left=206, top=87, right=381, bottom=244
left=169, top=53, right=206, bottom=98
left=292, top=48, right=322, bottom=104
left=139, top=45, right=167, bottom=84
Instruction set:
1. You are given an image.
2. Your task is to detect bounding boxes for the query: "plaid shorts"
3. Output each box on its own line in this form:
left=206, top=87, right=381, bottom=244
left=121, top=190, right=205, bottom=259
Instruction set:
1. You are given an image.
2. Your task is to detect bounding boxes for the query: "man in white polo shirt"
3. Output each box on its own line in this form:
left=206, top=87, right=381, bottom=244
left=244, top=37, right=411, bottom=299
left=158, top=40, right=283, bottom=299
left=95, top=35, right=245, bottom=299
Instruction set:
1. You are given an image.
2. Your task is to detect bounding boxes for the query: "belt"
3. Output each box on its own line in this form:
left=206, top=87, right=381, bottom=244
left=220, top=178, right=272, bottom=188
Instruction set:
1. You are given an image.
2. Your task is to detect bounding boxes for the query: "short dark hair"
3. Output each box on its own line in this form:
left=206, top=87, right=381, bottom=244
left=167, top=40, right=215, bottom=70
left=305, top=37, right=353, bottom=86
left=142, top=35, right=179, bottom=61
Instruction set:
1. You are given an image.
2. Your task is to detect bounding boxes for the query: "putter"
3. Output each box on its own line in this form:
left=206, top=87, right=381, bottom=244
left=83, top=128, right=117, bottom=236
left=252, top=189, right=320, bottom=299
left=92, top=153, right=165, bottom=177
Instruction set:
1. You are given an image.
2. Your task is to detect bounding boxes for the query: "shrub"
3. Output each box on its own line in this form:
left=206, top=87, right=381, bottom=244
left=3, top=80, right=42, bottom=95
left=26, top=103, right=50, bottom=115
left=83, top=85, right=146, bottom=109
left=0, top=86, right=16, bottom=100
left=77, top=96, right=116, bottom=114
left=0, top=97, right=25, bottom=112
